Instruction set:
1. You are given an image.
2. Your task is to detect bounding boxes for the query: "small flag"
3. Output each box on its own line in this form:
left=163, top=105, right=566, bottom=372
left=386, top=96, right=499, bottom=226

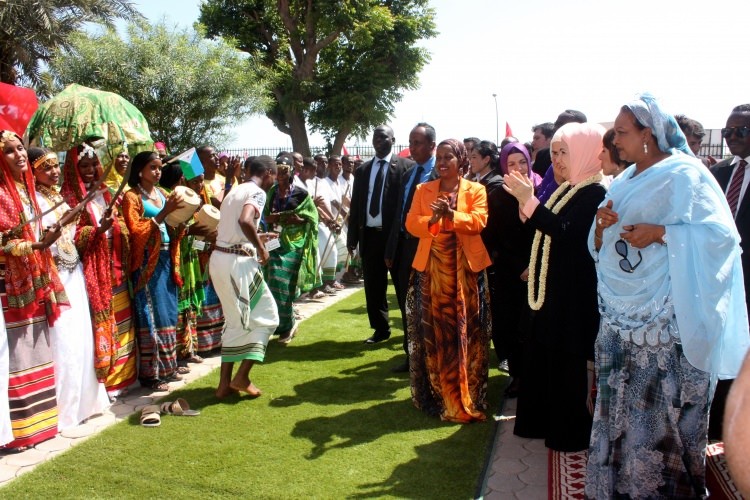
left=175, top=147, right=204, bottom=180
left=505, top=122, right=514, bottom=138
left=342, top=144, right=349, bottom=156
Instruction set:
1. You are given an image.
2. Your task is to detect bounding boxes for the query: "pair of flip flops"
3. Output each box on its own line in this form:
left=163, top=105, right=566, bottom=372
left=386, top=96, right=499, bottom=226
left=140, top=398, right=200, bottom=427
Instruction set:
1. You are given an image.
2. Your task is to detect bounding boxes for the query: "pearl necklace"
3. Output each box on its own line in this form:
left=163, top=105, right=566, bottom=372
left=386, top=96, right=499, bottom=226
left=528, top=173, right=603, bottom=310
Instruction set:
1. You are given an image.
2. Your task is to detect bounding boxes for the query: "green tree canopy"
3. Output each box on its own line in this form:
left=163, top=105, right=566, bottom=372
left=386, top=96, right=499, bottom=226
left=199, top=0, right=436, bottom=155
left=0, top=0, right=143, bottom=85
left=50, top=21, right=270, bottom=151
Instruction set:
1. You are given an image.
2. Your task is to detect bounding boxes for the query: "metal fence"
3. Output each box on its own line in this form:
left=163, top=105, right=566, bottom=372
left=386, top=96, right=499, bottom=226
left=220, top=144, right=410, bottom=160
left=222, top=131, right=729, bottom=161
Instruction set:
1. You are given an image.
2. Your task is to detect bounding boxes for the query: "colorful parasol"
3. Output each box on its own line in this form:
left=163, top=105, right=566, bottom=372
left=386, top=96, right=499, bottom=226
left=25, top=83, right=153, bottom=157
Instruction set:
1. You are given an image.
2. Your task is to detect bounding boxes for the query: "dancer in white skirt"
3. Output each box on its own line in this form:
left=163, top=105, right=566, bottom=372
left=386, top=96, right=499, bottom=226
left=210, top=155, right=279, bottom=399
left=30, top=148, right=109, bottom=429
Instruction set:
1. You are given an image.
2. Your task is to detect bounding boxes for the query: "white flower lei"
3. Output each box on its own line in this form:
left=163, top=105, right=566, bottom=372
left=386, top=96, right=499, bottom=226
left=527, top=172, right=603, bottom=310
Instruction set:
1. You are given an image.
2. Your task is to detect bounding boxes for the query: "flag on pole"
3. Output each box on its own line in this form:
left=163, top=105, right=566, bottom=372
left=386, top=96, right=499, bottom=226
left=0, top=83, right=38, bottom=136
left=505, top=122, right=514, bottom=138
left=175, top=147, right=204, bottom=180
left=342, top=144, right=349, bottom=156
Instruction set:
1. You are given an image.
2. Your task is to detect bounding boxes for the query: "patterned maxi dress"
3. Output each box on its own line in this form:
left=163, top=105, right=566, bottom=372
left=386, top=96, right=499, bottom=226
left=406, top=191, right=491, bottom=423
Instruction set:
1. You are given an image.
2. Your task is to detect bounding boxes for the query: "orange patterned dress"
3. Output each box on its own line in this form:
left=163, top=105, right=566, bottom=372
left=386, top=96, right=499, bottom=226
left=406, top=201, right=491, bottom=423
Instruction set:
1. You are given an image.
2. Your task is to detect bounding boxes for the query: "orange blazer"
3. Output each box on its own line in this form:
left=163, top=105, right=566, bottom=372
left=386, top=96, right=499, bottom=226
left=405, top=177, right=492, bottom=273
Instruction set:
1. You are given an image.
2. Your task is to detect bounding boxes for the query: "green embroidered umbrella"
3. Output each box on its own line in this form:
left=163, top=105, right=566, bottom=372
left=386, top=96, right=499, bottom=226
left=25, top=83, right=153, bottom=155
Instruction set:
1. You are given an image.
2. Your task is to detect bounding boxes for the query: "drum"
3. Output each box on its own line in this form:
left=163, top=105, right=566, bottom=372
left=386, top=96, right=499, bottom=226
left=193, top=204, right=220, bottom=240
left=165, top=185, right=200, bottom=227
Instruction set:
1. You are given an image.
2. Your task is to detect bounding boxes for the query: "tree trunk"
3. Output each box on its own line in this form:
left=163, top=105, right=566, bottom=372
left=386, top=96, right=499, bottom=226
left=286, top=107, right=310, bottom=156
left=331, top=126, right=351, bottom=156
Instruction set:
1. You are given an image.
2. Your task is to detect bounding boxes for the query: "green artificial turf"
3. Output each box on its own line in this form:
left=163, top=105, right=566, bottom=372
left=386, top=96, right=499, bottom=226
left=1, top=289, right=505, bottom=499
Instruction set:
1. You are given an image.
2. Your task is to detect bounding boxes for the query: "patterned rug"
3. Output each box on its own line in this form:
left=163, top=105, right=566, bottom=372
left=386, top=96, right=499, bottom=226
left=548, top=449, right=587, bottom=499
left=548, top=443, right=742, bottom=500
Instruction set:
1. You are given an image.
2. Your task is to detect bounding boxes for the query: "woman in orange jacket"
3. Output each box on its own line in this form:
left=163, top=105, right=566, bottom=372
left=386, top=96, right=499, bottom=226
left=404, top=138, right=492, bottom=423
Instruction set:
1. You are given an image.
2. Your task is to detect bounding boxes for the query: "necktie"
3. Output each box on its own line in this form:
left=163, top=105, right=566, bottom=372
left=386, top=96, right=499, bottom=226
left=402, top=165, right=424, bottom=228
left=369, top=159, right=386, bottom=218
left=727, top=159, right=747, bottom=217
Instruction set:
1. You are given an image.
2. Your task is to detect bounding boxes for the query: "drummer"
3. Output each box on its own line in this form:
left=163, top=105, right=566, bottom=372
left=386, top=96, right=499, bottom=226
left=158, top=159, right=217, bottom=368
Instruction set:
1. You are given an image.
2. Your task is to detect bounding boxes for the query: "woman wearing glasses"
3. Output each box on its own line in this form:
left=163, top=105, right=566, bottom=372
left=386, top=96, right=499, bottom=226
left=503, top=123, right=606, bottom=451
left=587, top=94, right=749, bottom=498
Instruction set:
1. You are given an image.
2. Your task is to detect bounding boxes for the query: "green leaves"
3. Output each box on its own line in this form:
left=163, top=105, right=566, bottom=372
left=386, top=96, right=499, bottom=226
left=50, top=20, right=270, bottom=151
left=199, top=0, right=436, bottom=154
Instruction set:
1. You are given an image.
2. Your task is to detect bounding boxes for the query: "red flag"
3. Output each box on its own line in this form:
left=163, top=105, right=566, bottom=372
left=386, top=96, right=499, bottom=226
left=342, top=144, right=349, bottom=156
left=505, top=122, right=513, bottom=138
left=0, top=83, right=38, bottom=136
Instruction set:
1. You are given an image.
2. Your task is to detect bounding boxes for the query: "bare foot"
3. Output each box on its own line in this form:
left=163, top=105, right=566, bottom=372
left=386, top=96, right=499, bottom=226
left=215, top=385, right=240, bottom=399
left=229, top=380, right=262, bottom=398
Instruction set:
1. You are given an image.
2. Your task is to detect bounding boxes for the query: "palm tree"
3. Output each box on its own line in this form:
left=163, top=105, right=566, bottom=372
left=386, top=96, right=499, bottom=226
left=0, top=0, right=143, bottom=85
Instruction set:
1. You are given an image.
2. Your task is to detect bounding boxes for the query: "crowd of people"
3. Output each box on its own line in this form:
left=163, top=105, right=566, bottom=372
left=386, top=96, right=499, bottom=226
left=1, top=92, right=750, bottom=497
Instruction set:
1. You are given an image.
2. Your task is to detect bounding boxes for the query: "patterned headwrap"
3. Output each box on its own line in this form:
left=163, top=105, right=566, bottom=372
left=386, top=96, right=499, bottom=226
left=0, top=130, right=68, bottom=325
left=437, top=138, right=469, bottom=174
left=625, top=92, right=693, bottom=156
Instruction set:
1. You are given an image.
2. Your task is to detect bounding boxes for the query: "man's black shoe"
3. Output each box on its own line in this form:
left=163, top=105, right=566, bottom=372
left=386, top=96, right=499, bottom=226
left=364, top=331, right=390, bottom=344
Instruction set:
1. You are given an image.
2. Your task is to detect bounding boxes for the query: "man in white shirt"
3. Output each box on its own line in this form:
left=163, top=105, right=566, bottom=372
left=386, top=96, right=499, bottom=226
left=210, top=155, right=279, bottom=399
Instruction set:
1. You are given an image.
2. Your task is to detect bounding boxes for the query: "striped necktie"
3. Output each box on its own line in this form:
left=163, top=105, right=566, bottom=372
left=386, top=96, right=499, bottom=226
left=727, top=160, right=747, bottom=217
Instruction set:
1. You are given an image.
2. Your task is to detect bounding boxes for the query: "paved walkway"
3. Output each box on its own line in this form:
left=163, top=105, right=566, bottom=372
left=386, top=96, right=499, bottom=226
left=481, top=398, right=548, bottom=499
left=0, top=283, right=551, bottom=498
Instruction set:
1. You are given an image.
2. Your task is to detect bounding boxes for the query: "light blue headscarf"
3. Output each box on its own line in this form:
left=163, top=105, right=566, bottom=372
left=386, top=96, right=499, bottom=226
left=625, top=92, right=694, bottom=157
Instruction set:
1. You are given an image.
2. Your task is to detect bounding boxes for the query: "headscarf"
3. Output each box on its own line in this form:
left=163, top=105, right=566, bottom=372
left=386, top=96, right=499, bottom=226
left=59, top=143, right=128, bottom=380
left=625, top=92, right=693, bottom=156
left=557, top=122, right=605, bottom=185
left=500, top=142, right=542, bottom=188
left=0, top=130, right=67, bottom=325
left=437, top=139, right=468, bottom=174
left=536, top=129, right=564, bottom=203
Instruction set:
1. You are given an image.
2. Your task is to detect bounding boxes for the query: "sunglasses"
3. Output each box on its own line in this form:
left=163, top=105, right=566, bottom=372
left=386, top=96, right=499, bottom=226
left=615, top=239, right=642, bottom=273
left=721, top=126, right=750, bottom=139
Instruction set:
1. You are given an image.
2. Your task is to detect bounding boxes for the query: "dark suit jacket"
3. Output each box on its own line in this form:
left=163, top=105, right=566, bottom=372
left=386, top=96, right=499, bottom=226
left=347, top=155, right=413, bottom=254
left=384, top=162, right=437, bottom=261
left=711, top=158, right=750, bottom=299
left=532, top=147, right=551, bottom=176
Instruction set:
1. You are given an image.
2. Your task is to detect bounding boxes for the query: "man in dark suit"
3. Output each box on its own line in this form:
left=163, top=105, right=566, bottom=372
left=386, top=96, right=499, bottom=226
left=385, top=123, right=437, bottom=371
left=709, top=103, right=750, bottom=440
left=348, top=125, right=413, bottom=344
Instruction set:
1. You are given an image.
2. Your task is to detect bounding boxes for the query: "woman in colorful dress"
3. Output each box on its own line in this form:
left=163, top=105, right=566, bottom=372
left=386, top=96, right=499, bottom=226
left=0, top=131, right=67, bottom=449
left=61, top=143, right=137, bottom=399
left=158, top=159, right=211, bottom=365
left=503, top=123, right=606, bottom=451
left=404, top=139, right=492, bottom=423
left=122, top=151, right=185, bottom=392
left=263, top=160, right=319, bottom=343
left=586, top=94, right=749, bottom=498
left=30, top=148, right=109, bottom=429
left=191, top=169, right=225, bottom=356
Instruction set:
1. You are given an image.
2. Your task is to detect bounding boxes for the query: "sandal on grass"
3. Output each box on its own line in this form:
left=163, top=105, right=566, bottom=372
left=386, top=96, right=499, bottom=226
left=160, top=398, right=200, bottom=416
left=140, top=405, right=161, bottom=427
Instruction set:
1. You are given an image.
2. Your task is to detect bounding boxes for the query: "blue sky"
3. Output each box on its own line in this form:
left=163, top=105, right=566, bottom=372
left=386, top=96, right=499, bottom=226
left=132, top=0, right=750, bottom=149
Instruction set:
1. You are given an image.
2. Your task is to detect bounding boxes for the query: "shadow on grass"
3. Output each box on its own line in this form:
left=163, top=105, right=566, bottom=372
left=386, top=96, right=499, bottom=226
left=291, top=399, right=445, bottom=459
left=347, top=425, right=481, bottom=499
